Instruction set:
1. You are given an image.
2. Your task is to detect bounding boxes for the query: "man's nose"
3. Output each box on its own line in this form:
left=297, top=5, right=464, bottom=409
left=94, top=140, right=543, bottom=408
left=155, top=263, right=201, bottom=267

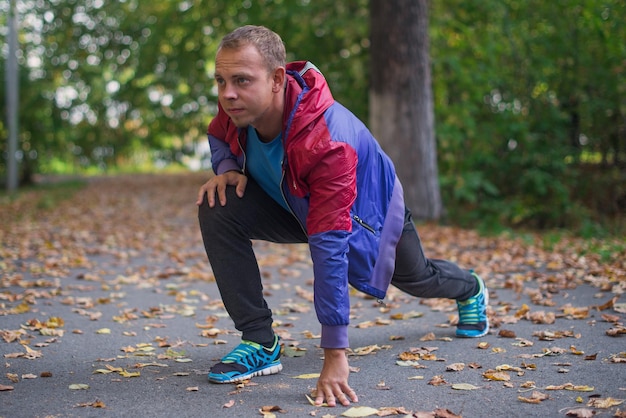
left=221, top=83, right=237, bottom=100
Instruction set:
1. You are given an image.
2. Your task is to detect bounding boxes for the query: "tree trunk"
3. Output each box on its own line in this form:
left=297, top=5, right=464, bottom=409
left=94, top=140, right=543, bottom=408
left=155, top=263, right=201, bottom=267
left=369, top=0, right=442, bottom=220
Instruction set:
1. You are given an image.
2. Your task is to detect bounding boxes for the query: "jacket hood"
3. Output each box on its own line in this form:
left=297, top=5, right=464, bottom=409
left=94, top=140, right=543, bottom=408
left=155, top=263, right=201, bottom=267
left=283, top=61, right=335, bottom=141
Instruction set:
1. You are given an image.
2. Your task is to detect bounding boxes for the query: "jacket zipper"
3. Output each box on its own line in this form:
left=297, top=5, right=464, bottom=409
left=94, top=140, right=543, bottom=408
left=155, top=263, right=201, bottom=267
left=353, top=214, right=376, bottom=234
left=237, top=133, right=247, bottom=175
left=279, top=162, right=308, bottom=236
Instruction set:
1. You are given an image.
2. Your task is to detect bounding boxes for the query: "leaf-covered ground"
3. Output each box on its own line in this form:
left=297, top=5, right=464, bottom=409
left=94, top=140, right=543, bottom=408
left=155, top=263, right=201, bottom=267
left=1, top=173, right=625, bottom=417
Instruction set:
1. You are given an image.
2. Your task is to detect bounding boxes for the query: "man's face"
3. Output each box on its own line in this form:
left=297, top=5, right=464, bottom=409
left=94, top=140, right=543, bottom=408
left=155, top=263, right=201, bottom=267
left=214, top=44, right=277, bottom=129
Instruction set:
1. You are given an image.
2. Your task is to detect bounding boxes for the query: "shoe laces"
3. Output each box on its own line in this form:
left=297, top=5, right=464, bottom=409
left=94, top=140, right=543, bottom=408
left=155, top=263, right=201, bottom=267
left=457, top=281, right=487, bottom=325
left=222, top=340, right=277, bottom=368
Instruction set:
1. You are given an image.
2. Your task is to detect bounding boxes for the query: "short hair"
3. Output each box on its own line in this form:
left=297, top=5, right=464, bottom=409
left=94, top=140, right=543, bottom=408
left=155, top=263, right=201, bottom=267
left=218, top=25, right=286, bottom=73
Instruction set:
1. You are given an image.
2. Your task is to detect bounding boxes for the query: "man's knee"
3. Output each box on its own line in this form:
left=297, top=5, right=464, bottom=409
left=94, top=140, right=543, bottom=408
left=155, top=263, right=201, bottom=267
left=197, top=186, right=242, bottom=228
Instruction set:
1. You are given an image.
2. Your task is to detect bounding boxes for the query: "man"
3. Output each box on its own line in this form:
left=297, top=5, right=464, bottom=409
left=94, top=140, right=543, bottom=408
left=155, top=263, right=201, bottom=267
left=196, top=25, right=488, bottom=407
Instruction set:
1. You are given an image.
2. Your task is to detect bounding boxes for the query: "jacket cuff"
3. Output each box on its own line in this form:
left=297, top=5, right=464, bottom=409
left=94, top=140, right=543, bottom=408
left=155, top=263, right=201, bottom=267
left=216, top=159, right=241, bottom=175
left=320, top=324, right=349, bottom=349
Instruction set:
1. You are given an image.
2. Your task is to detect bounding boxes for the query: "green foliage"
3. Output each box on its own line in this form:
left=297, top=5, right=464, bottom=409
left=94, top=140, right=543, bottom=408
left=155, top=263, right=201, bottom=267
left=1, top=0, right=624, bottom=235
left=431, top=0, right=625, bottom=233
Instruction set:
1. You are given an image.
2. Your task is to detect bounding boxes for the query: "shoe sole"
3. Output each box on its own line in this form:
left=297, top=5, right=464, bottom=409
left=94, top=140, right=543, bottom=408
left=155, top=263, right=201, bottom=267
left=456, top=287, right=490, bottom=338
left=208, top=362, right=283, bottom=384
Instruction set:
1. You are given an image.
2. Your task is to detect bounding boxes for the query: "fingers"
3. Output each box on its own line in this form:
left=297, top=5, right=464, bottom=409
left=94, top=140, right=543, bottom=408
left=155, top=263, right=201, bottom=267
left=196, top=172, right=247, bottom=207
left=196, top=181, right=218, bottom=208
left=235, top=175, right=247, bottom=198
left=314, top=385, right=358, bottom=407
left=196, top=184, right=209, bottom=206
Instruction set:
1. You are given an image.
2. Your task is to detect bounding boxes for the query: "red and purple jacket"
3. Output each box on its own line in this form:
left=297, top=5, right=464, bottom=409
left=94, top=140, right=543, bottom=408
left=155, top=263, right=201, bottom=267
left=207, top=61, right=405, bottom=349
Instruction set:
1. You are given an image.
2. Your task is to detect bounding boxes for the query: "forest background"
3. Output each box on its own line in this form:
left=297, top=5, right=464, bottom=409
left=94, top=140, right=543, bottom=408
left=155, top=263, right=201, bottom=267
left=1, top=0, right=624, bottom=237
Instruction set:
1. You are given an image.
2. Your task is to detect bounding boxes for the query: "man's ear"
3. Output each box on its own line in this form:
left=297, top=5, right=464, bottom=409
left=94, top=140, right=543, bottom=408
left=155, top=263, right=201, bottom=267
left=272, top=67, right=286, bottom=93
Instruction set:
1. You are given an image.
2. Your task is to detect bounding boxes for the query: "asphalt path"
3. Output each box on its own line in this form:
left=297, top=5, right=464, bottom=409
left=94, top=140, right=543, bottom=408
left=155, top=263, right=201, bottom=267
left=1, top=175, right=625, bottom=418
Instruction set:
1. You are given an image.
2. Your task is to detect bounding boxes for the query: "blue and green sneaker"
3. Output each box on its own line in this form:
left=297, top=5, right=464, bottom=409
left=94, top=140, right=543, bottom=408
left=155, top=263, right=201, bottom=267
left=456, top=273, right=489, bottom=338
left=208, top=335, right=282, bottom=383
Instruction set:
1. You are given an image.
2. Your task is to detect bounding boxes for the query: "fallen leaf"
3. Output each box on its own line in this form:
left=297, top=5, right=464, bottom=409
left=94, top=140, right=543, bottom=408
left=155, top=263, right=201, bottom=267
left=305, top=394, right=327, bottom=407
left=341, top=406, right=379, bottom=417
left=498, top=329, right=517, bottom=338
left=431, top=408, right=462, bottom=418
left=452, top=383, right=480, bottom=390
left=446, top=363, right=465, bottom=372
left=420, top=332, right=436, bottom=341
left=483, top=370, right=510, bottom=381
left=75, top=400, right=106, bottom=408
left=293, top=373, right=320, bottom=379
left=518, top=391, right=549, bottom=403
left=69, top=384, right=90, bottom=390
left=428, top=375, right=447, bottom=386
left=119, top=370, right=140, bottom=378
left=378, top=406, right=411, bottom=416
left=586, top=397, right=624, bottom=408
left=565, top=408, right=596, bottom=417
left=545, top=383, right=594, bottom=392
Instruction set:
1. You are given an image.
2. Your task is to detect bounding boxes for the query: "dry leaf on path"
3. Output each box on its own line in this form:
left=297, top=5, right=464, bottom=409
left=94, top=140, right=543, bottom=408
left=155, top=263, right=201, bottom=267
left=341, top=406, right=379, bottom=417
left=518, top=391, right=549, bottom=404
left=565, top=408, right=597, bottom=417
left=452, top=383, right=480, bottom=390
left=586, top=397, right=624, bottom=408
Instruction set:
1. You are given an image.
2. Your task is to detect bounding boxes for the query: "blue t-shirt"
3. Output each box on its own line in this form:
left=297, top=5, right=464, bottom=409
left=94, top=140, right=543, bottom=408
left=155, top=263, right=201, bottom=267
left=246, top=126, right=289, bottom=211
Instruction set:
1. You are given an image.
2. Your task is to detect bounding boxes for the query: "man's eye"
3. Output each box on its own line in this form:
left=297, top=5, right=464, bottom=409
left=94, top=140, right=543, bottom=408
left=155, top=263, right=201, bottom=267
left=237, top=78, right=249, bottom=84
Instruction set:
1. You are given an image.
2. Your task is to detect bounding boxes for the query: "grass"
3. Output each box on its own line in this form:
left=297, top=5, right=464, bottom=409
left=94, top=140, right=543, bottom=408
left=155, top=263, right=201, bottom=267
left=0, top=177, right=87, bottom=212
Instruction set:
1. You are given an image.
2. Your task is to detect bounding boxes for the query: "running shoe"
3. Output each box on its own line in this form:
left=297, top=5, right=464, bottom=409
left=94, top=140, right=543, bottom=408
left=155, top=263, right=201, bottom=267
left=456, top=272, right=489, bottom=338
left=208, top=335, right=282, bottom=383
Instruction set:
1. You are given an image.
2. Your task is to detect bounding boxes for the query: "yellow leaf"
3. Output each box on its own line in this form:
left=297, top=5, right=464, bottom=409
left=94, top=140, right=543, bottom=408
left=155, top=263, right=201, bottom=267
left=24, top=345, right=42, bottom=359
left=483, top=371, right=510, bottom=381
left=119, top=370, right=140, bottom=378
left=69, top=384, right=90, bottom=390
left=452, top=383, right=480, bottom=390
left=293, top=373, right=320, bottom=379
left=304, top=394, right=327, bottom=407
left=565, top=385, right=594, bottom=392
left=45, top=317, right=64, bottom=328
left=341, top=406, right=380, bottom=417
left=12, top=302, right=31, bottom=314
left=96, top=328, right=111, bottom=334
left=93, top=369, right=114, bottom=374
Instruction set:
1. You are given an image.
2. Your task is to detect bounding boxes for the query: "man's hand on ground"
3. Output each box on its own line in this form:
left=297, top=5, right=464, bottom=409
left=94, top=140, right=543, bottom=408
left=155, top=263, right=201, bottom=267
left=314, top=348, right=359, bottom=407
